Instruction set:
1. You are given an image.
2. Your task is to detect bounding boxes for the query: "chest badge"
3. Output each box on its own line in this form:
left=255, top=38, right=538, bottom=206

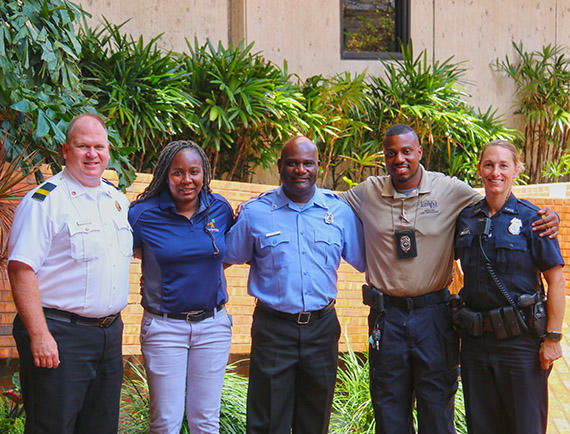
left=508, top=217, right=522, bottom=235
left=324, top=212, right=334, bottom=224
left=115, top=201, right=122, bottom=212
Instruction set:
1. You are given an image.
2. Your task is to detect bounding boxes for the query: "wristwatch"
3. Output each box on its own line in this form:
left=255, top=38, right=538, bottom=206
left=545, top=331, right=563, bottom=342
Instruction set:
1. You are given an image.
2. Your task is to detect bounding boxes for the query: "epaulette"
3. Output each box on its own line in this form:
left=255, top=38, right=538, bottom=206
left=517, top=198, right=540, bottom=212
left=323, top=191, right=339, bottom=200
left=32, top=182, right=57, bottom=202
left=102, top=178, right=119, bottom=190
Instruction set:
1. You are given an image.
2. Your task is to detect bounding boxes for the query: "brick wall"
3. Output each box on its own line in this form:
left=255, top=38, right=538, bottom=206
left=0, top=173, right=569, bottom=358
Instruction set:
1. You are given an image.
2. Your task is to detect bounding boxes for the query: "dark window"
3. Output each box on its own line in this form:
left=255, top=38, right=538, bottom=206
left=341, top=0, right=409, bottom=60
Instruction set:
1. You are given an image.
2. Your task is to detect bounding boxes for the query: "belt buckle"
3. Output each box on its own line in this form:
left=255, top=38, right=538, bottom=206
left=99, top=315, right=115, bottom=328
left=297, top=312, right=311, bottom=325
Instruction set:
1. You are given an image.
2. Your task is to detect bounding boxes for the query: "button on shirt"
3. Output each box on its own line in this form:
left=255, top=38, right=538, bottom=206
left=128, top=189, right=234, bottom=313
left=224, top=187, right=365, bottom=314
left=8, top=170, right=133, bottom=317
left=455, top=194, right=564, bottom=311
left=340, top=166, right=481, bottom=296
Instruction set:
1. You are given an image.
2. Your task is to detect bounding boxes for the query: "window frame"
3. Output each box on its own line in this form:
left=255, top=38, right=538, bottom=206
left=340, top=0, right=410, bottom=60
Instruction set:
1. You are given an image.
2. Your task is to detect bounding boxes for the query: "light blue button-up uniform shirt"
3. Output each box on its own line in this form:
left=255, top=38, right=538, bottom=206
left=224, top=187, right=366, bottom=314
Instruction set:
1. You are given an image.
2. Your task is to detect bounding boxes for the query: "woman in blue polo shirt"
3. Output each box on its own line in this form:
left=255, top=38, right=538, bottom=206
left=128, top=140, right=234, bottom=434
left=454, top=140, right=565, bottom=434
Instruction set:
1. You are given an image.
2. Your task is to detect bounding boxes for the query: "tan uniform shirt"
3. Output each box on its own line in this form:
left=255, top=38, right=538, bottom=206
left=341, top=166, right=480, bottom=296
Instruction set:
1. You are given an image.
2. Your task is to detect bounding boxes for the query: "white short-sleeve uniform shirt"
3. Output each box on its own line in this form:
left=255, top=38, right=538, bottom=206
left=8, top=169, right=133, bottom=318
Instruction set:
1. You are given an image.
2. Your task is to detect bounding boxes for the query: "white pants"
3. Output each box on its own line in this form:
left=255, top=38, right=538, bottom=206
left=140, top=308, right=232, bottom=434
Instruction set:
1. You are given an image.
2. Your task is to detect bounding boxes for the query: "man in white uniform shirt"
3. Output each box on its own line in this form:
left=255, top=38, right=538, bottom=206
left=8, top=114, right=132, bottom=433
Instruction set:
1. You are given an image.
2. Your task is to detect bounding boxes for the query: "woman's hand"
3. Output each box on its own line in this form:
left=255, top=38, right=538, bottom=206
left=539, top=338, right=563, bottom=369
left=532, top=207, right=559, bottom=238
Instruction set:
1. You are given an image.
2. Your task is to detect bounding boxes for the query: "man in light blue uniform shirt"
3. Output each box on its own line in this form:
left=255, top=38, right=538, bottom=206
left=225, top=136, right=365, bottom=434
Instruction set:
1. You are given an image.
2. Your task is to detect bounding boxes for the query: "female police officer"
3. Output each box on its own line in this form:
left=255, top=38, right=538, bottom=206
left=128, top=141, right=234, bottom=433
left=454, top=140, right=565, bottom=434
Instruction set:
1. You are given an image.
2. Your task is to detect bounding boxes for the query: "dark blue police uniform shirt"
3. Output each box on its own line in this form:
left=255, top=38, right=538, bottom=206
left=128, top=189, right=234, bottom=313
left=455, top=194, right=564, bottom=311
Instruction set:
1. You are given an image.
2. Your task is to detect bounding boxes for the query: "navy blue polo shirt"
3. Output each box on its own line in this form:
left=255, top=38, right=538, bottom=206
left=455, top=194, right=564, bottom=311
left=128, top=189, right=234, bottom=313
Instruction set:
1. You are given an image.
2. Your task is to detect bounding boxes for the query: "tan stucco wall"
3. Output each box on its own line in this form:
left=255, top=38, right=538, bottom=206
left=80, top=0, right=568, bottom=129
left=80, top=0, right=229, bottom=50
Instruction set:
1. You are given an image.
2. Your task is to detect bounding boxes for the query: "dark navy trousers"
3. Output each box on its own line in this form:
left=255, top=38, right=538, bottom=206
left=246, top=305, right=340, bottom=434
left=369, top=302, right=459, bottom=434
left=461, top=333, right=550, bottom=434
left=13, top=314, right=123, bottom=434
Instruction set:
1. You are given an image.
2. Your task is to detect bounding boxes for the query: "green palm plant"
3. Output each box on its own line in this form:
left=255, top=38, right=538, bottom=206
left=179, top=40, right=307, bottom=181
left=494, top=42, right=570, bottom=183
left=301, top=72, right=373, bottom=189
left=78, top=19, right=199, bottom=173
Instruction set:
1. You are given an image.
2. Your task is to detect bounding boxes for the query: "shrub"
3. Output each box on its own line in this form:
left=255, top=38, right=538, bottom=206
left=179, top=40, right=307, bottom=181
left=494, top=42, right=570, bottom=183
left=78, top=19, right=198, bottom=175
left=0, top=0, right=90, bottom=172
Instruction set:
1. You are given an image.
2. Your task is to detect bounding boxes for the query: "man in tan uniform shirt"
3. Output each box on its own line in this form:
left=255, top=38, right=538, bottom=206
left=340, top=124, right=558, bottom=433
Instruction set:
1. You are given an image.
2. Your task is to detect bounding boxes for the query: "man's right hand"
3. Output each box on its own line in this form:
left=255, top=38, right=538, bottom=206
left=31, top=331, right=60, bottom=368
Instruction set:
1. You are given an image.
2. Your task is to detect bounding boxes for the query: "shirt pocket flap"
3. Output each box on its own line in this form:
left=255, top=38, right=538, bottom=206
left=314, top=230, right=342, bottom=246
left=495, top=236, right=526, bottom=251
left=67, top=220, right=102, bottom=236
left=259, top=232, right=291, bottom=248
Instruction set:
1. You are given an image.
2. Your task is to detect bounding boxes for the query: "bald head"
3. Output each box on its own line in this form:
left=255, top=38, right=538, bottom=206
left=281, top=136, right=318, bottom=160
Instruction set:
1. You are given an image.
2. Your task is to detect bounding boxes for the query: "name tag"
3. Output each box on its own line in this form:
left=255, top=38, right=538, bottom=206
left=265, top=231, right=281, bottom=238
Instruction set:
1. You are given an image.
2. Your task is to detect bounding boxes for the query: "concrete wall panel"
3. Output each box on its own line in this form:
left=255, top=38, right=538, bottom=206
left=434, top=0, right=558, bottom=126
left=80, top=0, right=229, bottom=52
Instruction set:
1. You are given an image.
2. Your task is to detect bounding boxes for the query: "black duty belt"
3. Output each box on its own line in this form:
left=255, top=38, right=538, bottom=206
left=256, top=300, right=335, bottom=325
left=43, top=308, right=119, bottom=328
left=146, top=304, right=225, bottom=322
left=384, top=288, right=449, bottom=311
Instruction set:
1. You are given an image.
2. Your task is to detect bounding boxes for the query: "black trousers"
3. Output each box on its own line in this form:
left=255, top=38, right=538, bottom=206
left=461, top=333, right=550, bottom=434
left=246, top=305, right=341, bottom=434
left=12, top=314, right=124, bottom=434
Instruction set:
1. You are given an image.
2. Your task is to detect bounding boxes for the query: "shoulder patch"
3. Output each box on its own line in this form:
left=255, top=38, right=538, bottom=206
left=102, top=178, right=119, bottom=190
left=31, top=182, right=57, bottom=202
left=323, top=191, right=339, bottom=200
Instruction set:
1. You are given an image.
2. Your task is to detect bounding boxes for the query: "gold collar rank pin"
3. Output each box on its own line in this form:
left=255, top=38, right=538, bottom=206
left=324, top=212, right=334, bottom=224
left=508, top=217, right=522, bottom=235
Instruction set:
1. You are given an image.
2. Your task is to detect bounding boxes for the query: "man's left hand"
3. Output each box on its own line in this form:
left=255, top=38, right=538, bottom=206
left=532, top=207, right=560, bottom=238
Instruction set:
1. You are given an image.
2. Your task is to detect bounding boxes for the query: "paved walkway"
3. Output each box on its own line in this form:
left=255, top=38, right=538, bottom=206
left=547, top=295, right=570, bottom=433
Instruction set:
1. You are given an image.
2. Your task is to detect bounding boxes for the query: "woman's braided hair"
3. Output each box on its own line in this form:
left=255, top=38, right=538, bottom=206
left=132, top=140, right=219, bottom=254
